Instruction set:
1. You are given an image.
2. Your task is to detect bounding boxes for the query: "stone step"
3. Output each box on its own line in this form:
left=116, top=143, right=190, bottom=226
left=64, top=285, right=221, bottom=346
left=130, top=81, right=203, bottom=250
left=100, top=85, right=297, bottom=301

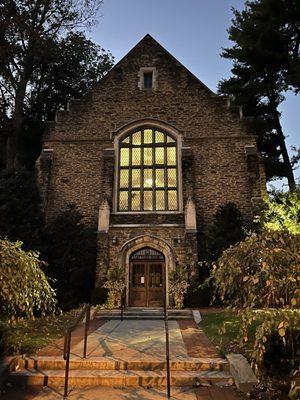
left=19, top=356, right=229, bottom=372
left=8, top=369, right=234, bottom=388
left=95, top=315, right=191, bottom=320
left=95, top=309, right=193, bottom=320
left=96, top=309, right=192, bottom=316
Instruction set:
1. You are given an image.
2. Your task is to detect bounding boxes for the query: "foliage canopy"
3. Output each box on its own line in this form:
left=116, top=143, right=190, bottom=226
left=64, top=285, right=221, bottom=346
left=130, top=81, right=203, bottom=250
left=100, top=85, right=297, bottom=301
left=257, top=189, right=300, bottom=234
left=0, top=239, right=56, bottom=320
left=219, top=0, right=300, bottom=188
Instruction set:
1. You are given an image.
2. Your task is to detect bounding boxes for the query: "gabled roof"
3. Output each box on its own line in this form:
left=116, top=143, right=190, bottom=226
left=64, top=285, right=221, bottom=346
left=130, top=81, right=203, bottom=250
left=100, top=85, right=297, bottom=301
left=106, top=34, right=215, bottom=95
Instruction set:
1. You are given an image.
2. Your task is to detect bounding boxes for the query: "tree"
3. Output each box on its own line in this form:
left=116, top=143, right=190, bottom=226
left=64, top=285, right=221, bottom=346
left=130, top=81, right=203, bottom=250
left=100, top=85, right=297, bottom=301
left=208, top=202, right=245, bottom=261
left=40, top=205, right=97, bottom=310
left=26, top=31, right=113, bottom=123
left=257, top=188, right=300, bottom=234
left=20, top=32, right=113, bottom=169
left=0, top=0, right=103, bottom=169
left=0, top=238, right=56, bottom=320
left=0, top=168, right=43, bottom=248
left=219, top=0, right=300, bottom=189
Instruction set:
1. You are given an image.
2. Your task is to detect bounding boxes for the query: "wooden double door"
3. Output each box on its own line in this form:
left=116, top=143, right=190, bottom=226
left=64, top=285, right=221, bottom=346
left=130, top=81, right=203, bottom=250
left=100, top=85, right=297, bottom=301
left=129, top=261, right=165, bottom=307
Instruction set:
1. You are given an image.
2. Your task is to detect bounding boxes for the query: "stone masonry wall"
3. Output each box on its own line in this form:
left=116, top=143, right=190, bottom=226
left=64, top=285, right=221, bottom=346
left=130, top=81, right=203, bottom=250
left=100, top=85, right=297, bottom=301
left=39, top=35, right=265, bottom=288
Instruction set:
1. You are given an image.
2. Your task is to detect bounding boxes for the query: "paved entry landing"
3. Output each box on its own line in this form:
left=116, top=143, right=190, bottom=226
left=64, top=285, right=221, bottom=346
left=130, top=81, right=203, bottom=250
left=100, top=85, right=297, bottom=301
left=71, top=320, right=188, bottom=360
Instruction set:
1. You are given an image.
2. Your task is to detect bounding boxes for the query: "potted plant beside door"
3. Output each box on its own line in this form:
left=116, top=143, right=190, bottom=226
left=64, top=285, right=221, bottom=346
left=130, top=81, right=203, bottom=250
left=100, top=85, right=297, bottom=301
left=169, top=265, right=189, bottom=309
left=103, top=265, right=126, bottom=309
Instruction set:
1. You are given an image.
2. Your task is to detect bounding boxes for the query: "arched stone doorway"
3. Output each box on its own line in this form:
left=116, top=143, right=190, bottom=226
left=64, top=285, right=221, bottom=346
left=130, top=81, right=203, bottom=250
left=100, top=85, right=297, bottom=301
left=120, top=235, right=176, bottom=308
left=129, top=247, right=165, bottom=307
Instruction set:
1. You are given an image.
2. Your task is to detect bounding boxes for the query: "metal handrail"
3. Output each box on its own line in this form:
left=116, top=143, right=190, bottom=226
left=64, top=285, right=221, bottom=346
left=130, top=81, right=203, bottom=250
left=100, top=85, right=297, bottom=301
left=121, top=286, right=126, bottom=321
left=63, top=304, right=91, bottom=399
left=164, top=293, right=171, bottom=398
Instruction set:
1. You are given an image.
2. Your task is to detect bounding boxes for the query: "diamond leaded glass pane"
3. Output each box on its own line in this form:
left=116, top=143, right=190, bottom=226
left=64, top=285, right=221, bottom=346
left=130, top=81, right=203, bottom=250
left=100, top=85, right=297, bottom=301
left=131, top=191, right=141, bottom=211
left=132, top=131, right=141, bottom=145
left=168, top=190, right=178, bottom=210
left=155, top=190, right=165, bottom=210
left=167, top=135, right=175, bottom=143
left=167, top=168, right=177, bottom=187
left=132, top=147, right=141, bottom=165
left=144, top=169, right=153, bottom=188
left=155, top=169, right=164, bottom=187
left=144, top=129, right=153, bottom=143
left=144, top=191, right=153, bottom=211
left=143, top=147, right=152, bottom=165
left=120, top=148, right=130, bottom=166
left=132, top=169, right=141, bottom=188
left=167, top=147, right=176, bottom=166
left=119, top=191, right=128, bottom=210
left=155, top=147, right=165, bottom=164
left=155, top=131, right=165, bottom=143
left=119, top=169, right=129, bottom=188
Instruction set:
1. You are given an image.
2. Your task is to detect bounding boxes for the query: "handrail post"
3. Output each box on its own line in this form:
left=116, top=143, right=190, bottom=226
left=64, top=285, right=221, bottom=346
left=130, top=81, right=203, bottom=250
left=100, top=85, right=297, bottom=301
left=164, top=291, right=171, bottom=398
left=83, top=305, right=90, bottom=359
left=121, top=286, right=126, bottom=321
left=63, top=330, right=71, bottom=399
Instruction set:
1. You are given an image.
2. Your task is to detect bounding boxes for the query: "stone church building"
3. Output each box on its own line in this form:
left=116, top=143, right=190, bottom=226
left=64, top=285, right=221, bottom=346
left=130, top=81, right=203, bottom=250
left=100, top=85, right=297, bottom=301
left=37, top=35, right=264, bottom=307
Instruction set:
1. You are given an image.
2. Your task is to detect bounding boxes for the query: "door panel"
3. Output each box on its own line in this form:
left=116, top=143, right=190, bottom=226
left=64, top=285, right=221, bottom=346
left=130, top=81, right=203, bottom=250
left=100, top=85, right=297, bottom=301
left=129, top=261, right=164, bottom=307
left=148, top=263, right=164, bottom=307
left=130, top=263, right=147, bottom=307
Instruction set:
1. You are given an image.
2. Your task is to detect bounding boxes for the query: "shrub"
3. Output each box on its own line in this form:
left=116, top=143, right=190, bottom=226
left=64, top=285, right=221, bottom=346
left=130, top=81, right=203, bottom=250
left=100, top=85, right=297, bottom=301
left=40, top=205, right=96, bottom=310
left=103, top=265, right=125, bottom=309
left=210, top=230, right=299, bottom=309
left=209, top=230, right=300, bottom=371
left=0, top=239, right=56, bottom=320
left=169, top=264, right=189, bottom=309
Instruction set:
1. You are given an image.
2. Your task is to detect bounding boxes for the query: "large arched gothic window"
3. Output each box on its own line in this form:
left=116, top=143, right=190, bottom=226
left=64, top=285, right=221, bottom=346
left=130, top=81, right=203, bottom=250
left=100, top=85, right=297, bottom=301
left=117, top=128, right=178, bottom=212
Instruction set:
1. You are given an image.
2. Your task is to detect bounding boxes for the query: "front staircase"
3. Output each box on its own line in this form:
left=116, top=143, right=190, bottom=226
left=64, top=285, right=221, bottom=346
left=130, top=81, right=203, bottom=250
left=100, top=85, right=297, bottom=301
left=6, top=309, right=235, bottom=391
left=8, top=355, right=234, bottom=388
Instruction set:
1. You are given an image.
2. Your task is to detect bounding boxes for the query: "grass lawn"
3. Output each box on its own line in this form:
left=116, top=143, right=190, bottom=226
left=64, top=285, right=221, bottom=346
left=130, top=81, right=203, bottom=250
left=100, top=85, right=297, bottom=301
left=200, top=311, right=245, bottom=356
left=0, top=309, right=79, bottom=356
left=200, top=311, right=265, bottom=358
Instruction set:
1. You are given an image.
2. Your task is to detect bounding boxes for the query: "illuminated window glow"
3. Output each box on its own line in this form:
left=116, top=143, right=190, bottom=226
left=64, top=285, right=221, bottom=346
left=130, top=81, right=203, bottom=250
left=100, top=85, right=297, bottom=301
left=118, top=128, right=178, bottom=211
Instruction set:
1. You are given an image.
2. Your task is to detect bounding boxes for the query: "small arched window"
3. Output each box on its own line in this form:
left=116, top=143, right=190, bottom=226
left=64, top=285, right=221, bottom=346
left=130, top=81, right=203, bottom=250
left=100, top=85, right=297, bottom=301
left=117, top=128, right=178, bottom=212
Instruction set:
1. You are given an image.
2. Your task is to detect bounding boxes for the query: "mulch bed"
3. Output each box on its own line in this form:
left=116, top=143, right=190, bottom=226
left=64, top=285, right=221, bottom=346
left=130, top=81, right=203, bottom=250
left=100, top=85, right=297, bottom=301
left=178, top=319, right=219, bottom=358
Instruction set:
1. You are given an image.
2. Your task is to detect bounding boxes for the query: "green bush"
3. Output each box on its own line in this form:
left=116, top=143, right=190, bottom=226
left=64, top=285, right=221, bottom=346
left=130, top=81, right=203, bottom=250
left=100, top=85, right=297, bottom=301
left=0, top=239, right=56, bottom=320
left=103, top=265, right=125, bottom=309
left=209, top=230, right=300, bottom=370
left=169, top=264, right=189, bottom=309
left=210, top=230, right=299, bottom=309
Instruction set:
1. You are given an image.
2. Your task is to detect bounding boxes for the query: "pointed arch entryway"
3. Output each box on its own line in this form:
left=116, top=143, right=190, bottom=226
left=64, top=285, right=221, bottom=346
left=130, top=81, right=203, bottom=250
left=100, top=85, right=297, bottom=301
left=119, top=235, right=176, bottom=308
